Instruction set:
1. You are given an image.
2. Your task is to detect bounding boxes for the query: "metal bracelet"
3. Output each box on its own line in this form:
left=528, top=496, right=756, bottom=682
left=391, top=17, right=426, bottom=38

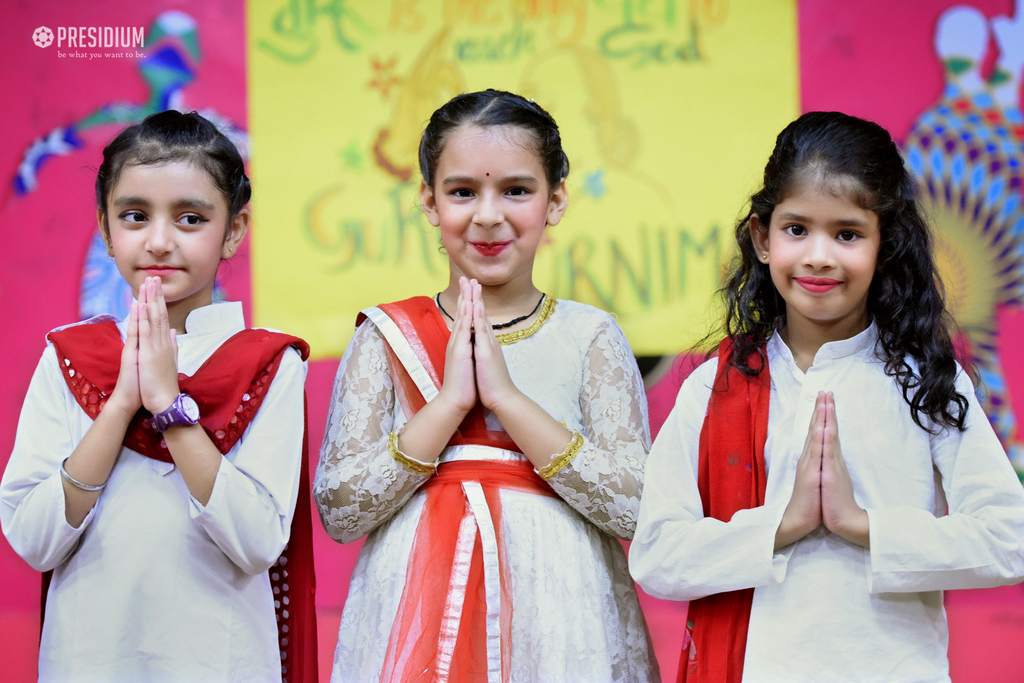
left=59, top=457, right=107, bottom=492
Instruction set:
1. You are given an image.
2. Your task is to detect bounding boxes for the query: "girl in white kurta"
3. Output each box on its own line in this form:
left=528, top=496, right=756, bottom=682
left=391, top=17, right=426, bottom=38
left=0, top=111, right=314, bottom=683
left=315, top=90, right=659, bottom=682
left=629, top=111, right=1024, bottom=683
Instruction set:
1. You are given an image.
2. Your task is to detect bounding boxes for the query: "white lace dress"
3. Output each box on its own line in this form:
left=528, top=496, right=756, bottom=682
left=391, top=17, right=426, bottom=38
left=315, top=299, right=659, bottom=683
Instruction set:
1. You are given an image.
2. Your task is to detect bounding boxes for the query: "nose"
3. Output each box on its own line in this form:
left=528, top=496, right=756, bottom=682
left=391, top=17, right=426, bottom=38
left=804, top=232, right=835, bottom=270
left=145, top=217, right=174, bottom=255
left=473, top=189, right=503, bottom=228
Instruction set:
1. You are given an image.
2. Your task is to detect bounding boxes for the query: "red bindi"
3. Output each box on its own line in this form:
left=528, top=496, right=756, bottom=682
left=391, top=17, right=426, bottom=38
left=486, top=172, right=490, bottom=176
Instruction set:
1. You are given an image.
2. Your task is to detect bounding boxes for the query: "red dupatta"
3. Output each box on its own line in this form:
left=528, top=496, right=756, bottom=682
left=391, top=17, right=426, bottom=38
left=679, top=337, right=770, bottom=683
left=46, top=320, right=318, bottom=683
left=359, top=297, right=557, bottom=683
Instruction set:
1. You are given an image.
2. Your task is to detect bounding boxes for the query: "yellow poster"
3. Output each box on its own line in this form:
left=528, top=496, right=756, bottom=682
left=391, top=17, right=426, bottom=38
left=248, top=0, right=799, bottom=358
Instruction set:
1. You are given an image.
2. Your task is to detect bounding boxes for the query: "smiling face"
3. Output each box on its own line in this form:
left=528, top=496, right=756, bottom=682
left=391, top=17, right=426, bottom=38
left=751, top=178, right=881, bottom=341
left=420, top=125, right=567, bottom=289
left=101, top=160, right=249, bottom=323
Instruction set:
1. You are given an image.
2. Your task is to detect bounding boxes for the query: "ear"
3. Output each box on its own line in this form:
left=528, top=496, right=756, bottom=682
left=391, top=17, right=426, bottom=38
left=420, top=181, right=440, bottom=227
left=749, top=214, right=770, bottom=261
left=98, top=209, right=114, bottom=257
left=545, top=178, right=568, bottom=227
left=222, top=207, right=251, bottom=259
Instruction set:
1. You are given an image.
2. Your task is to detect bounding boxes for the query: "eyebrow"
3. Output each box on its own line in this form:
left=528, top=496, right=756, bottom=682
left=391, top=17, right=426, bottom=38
left=440, top=173, right=540, bottom=187
left=777, top=211, right=867, bottom=227
left=111, top=196, right=217, bottom=211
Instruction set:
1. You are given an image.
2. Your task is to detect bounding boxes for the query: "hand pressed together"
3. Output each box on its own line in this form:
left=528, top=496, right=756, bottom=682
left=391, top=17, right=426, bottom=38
left=775, top=391, right=869, bottom=549
left=106, top=277, right=181, bottom=418
left=436, top=277, right=525, bottom=417
left=397, top=277, right=573, bottom=470
left=136, top=277, right=182, bottom=415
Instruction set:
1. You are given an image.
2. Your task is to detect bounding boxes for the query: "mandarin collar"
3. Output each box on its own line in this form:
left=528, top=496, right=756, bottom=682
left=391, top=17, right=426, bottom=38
left=180, top=301, right=244, bottom=337
left=768, top=321, right=878, bottom=369
left=116, top=301, right=245, bottom=338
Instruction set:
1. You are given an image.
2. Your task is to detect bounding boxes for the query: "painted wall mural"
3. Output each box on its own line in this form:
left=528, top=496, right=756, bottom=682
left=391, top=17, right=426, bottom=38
left=246, top=0, right=800, bottom=358
left=901, top=3, right=1024, bottom=472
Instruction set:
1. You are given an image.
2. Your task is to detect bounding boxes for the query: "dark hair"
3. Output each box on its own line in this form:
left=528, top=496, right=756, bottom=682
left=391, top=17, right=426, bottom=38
left=723, top=111, right=968, bottom=431
left=418, top=89, right=569, bottom=189
left=96, top=110, right=250, bottom=228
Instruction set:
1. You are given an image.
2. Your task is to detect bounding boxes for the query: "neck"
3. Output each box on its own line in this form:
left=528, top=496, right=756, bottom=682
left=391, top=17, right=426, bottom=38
left=440, top=273, right=542, bottom=324
left=166, top=303, right=190, bottom=335
left=779, top=311, right=870, bottom=372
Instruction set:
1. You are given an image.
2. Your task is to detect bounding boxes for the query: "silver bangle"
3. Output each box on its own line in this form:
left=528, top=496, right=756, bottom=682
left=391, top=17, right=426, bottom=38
left=59, top=458, right=107, bottom=492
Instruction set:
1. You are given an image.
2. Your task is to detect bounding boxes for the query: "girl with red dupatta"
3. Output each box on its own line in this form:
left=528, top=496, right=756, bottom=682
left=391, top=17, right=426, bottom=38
left=315, top=90, right=659, bottom=682
left=630, top=112, right=1024, bottom=683
left=0, top=112, right=316, bottom=683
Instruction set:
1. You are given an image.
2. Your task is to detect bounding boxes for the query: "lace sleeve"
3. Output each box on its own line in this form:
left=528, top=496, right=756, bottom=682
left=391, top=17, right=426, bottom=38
left=545, top=315, right=651, bottom=540
left=314, top=321, right=431, bottom=543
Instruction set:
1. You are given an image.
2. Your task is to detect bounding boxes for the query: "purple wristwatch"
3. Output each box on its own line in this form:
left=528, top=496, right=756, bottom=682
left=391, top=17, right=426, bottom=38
left=151, top=394, right=200, bottom=433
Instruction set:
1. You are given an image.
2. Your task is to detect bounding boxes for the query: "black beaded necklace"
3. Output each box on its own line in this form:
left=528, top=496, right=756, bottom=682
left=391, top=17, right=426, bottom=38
left=435, top=293, right=546, bottom=330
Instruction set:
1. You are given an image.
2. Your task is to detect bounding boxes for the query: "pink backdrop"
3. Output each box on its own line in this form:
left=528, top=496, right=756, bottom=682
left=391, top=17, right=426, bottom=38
left=2, top=1, right=1023, bottom=682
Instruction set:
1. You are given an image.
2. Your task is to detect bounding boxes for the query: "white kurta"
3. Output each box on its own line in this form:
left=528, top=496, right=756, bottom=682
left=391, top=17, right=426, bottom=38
left=630, top=324, right=1024, bottom=683
left=315, top=299, right=660, bottom=683
left=0, top=302, right=307, bottom=683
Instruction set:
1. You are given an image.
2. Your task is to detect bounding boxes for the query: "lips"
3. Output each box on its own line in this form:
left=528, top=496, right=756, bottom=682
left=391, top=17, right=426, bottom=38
left=141, top=266, right=183, bottom=278
left=794, top=276, right=842, bottom=293
left=471, top=241, right=511, bottom=257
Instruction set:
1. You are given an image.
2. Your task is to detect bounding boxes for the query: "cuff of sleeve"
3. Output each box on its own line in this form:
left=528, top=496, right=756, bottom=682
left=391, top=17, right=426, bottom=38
left=769, top=504, right=794, bottom=584
left=388, top=429, right=436, bottom=475
left=538, top=431, right=584, bottom=481
left=52, top=470, right=97, bottom=533
left=865, top=506, right=965, bottom=593
left=189, top=458, right=232, bottom=519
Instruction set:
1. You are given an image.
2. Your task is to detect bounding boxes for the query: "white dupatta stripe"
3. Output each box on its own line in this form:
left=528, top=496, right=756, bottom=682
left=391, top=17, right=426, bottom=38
left=360, top=306, right=439, bottom=403
left=463, top=481, right=504, bottom=683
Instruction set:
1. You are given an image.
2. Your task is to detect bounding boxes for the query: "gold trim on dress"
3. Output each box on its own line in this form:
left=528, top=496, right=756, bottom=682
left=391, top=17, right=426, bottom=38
left=538, top=430, right=583, bottom=481
left=389, top=429, right=437, bottom=475
left=495, top=297, right=557, bottom=346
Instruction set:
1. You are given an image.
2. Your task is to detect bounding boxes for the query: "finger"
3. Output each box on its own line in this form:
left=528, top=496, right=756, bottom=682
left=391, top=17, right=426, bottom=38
left=170, top=328, right=178, bottom=358
left=826, top=392, right=839, bottom=439
left=801, top=394, right=824, bottom=457
left=138, top=284, right=152, bottom=341
left=147, top=279, right=164, bottom=340
left=126, top=301, right=139, bottom=345
left=475, top=296, right=495, bottom=338
left=155, top=278, right=168, bottom=327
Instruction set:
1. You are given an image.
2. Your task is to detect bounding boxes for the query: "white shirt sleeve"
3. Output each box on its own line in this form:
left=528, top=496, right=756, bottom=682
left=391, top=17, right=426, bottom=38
left=867, top=369, right=1024, bottom=592
left=189, top=347, right=307, bottom=575
left=1, top=347, right=97, bottom=571
left=630, top=358, right=790, bottom=601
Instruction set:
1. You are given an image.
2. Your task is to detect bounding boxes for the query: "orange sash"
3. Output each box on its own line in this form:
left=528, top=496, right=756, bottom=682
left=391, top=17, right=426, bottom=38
left=361, top=298, right=556, bottom=683
left=679, top=337, right=769, bottom=683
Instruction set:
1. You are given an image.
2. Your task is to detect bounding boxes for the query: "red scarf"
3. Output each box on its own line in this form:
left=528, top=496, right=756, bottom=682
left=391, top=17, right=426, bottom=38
left=679, top=337, right=770, bottom=683
left=362, top=297, right=557, bottom=683
left=46, top=320, right=319, bottom=683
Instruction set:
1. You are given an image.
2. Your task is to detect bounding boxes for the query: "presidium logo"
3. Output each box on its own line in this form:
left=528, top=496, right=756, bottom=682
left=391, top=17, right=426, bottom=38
left=32, top=24, right=145, bottom=58
left=32, top=27, right=53, bottom=48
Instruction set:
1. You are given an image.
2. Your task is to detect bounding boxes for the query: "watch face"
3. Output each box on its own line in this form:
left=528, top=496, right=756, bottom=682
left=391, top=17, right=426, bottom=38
left=180, top=395, right=200, bottom=422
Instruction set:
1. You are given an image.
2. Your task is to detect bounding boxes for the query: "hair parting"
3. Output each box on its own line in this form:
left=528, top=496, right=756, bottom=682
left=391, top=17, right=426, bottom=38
left=96, top=110, right=251, bottom=231
left=418, top=89, right=569, bottom=189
